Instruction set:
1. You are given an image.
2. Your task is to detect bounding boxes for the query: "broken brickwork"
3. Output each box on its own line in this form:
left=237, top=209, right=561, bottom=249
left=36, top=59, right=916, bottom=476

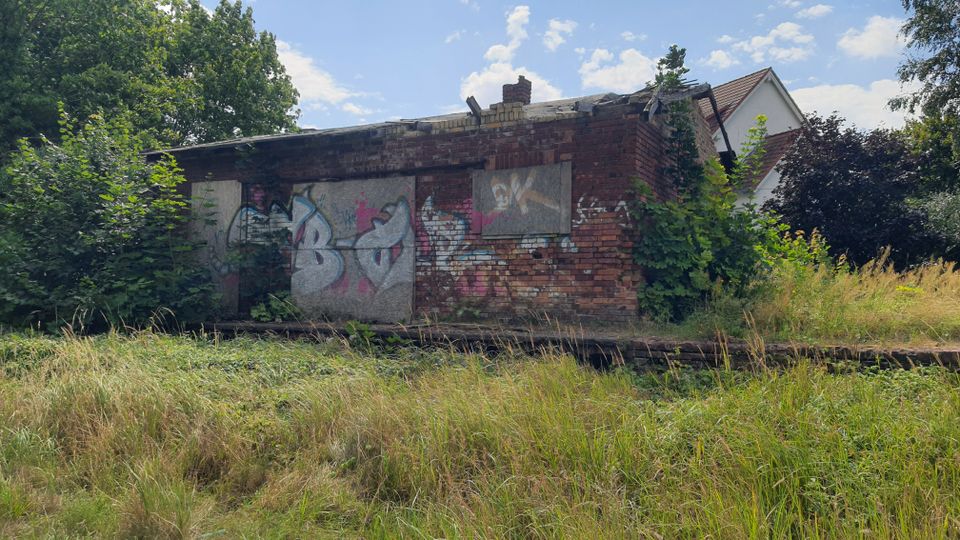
left=161, top=80, right=716, bottom=324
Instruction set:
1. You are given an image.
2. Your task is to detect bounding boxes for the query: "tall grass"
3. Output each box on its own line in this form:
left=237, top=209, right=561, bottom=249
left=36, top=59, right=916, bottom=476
left=1, top=332, right=959, bottom=538
left=693, top=254, right=960, bottom=345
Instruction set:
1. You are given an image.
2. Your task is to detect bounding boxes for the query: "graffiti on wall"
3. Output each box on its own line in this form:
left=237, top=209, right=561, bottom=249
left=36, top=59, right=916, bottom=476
left=289, top=188, right=414, bottom=296
left=287, top=178, right=415, bottom=321
left=573, top=195, right=629, bottom=228
left=204, top=178, right=415, bottom=322
left=473, top=162, right=572, bottom=237
left=227, top=184, right=293, bottom=246
left=418, top=196, right=508, bottom=298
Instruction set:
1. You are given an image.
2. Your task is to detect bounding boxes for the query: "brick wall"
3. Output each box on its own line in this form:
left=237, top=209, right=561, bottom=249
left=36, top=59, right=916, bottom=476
left=172, top=99, right=705, bottom=323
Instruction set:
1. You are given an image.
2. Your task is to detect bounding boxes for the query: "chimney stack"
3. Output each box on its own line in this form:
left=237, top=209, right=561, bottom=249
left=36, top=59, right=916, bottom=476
left=502, top=75, right=532, bottom=105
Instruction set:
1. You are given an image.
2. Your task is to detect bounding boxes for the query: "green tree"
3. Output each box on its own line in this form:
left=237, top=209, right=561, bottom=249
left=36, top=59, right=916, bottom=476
left=892, top=1, right=960, bottom=259
left=0, top=112, right=214, bottom=331
left=765, top=114, right=939, bottom=267
left=0, top=0, right=298, bottom=154
left=165, top=0, right=300, bottom=145
left=893, top=0, right=960, bottom=116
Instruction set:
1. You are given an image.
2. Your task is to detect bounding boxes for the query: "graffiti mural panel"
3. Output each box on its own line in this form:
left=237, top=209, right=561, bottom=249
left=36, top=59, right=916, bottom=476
left=473, top=162, right=571, bottom=237
left=290, top=177, right=415, bottom=322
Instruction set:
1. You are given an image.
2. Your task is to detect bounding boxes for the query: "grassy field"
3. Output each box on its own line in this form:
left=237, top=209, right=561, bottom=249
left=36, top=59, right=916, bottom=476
left=1, top=332, right=959, bottom=538
left=662, top=256, right=960, bottom=346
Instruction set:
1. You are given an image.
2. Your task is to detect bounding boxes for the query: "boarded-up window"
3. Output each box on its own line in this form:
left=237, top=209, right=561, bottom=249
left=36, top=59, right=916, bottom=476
left=472, top=162, right=572, bottom=237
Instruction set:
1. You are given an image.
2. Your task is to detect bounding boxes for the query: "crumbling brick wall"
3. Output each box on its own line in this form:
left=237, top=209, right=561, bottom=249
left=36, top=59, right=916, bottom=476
left=171, top=99, right=707, bottom=324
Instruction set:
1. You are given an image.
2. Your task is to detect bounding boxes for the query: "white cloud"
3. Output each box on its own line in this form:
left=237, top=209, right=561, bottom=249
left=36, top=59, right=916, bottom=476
left=276, top=40, right=361, bottom=109
left=769, top=46, right=813, bottom=62
left=579, top=48, right=658, bottom=93
left=732, top=21, right=815, bottom=63
left=445, top=30, right=464, bottom=44
left=717, top=34, right=736, bottom=44
left=703, top=49, right=739, bottom=70
left=459, top=0, right=479, bottom=11
left=341, top=102, right=374, bottom=116
left=779, top=0, right=802, bottom=7
left=791, top=79, right=919, bottom=128
left=837, top=15, right=905, bottom=59
left=574, top=47, right=586, bottom=55
left=484, top=5, right=530, bottom=61
left=461, top=5, right=562, bottom=106
left=461, top=63, right=562, bottom=105
left=543, top=18, right=577, bottom=51
left=620, top=31, right=646, bottom=42
left=796, top=4, right=833, bottom=19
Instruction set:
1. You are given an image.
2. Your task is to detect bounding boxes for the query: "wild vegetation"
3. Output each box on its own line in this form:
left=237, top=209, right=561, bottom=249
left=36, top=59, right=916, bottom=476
left=0, top=332, right=959, bottom=538
left=685, top=250, right=960, bottom=345
left=633, top=2, right=960, bottom=341
left=0, top=0, right=298, bottom=154
left=0, top=114, right=213, bottom=332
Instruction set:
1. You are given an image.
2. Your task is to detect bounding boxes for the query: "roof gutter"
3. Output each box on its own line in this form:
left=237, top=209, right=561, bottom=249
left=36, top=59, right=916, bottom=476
left=701, top=88, right=735, bottom=160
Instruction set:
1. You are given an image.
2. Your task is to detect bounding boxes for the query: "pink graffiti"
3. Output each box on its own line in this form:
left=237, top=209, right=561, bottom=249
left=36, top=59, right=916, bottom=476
left=468, top=202, right=500, bottom=234
left=358, top=277, right=374, bottom=295
left=354, top=196, right=381, bottom=234
left=455, top=268, right=508, bottom=298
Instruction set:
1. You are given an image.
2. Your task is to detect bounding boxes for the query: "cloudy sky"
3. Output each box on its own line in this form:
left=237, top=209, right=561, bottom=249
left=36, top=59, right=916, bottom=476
left=208, top=0, right=916, bottom=131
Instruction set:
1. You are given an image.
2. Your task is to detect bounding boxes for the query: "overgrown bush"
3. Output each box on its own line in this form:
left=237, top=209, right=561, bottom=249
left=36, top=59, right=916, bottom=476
left=0, top=113, right=214, bottom=331
left=631, top=48, right=822, bottom=321
left=766, top=114, right=940, bottom=267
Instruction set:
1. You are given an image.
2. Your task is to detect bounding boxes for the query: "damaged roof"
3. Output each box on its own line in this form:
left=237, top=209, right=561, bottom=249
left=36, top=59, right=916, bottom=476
left=147, top=90, right=653, bottom=156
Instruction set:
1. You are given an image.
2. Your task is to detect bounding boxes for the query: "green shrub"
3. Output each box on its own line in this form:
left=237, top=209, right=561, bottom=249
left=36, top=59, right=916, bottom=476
left=0, top=112, right=214, bottom=331
left=250, top=291, right=302, bottom=323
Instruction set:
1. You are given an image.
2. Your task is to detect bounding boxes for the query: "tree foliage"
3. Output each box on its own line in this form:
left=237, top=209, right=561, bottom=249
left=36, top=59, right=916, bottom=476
left=0, top=0, right=299, bottom=154
left=0, top=113, right=214, bottom=331
left=893, top=0, right=960, bottom=116
left=765, top=114, right=939, bottom=267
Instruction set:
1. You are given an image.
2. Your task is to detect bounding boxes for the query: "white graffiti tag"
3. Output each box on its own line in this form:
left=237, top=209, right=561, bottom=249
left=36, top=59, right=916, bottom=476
left=353, top=198, right=414, bottom=291
left=419, top=196, right=469, bottom=266
left=291, top=192, right=344, bottom=292
left=573, top=195, right=629, bottom=227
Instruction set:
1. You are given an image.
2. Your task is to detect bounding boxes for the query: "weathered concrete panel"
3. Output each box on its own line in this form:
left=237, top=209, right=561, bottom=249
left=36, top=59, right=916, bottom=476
left=473, top=162, right=571, bottom=237
left=290, top=177, right=415, bottom=322
left=190, top=180, right=242, bottom=316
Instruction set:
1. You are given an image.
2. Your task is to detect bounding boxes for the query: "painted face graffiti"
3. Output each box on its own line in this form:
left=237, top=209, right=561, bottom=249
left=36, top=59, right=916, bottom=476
left=488, top=171, right=560, bottom=215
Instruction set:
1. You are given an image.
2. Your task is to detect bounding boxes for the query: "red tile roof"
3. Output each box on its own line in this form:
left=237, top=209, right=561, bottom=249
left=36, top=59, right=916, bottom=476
left=698, top=67, right=772, bottom=133
left=745, top=128, right=800, bottom=189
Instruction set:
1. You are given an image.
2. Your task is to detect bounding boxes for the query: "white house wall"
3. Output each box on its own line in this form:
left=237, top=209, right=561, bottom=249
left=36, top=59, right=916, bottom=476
left=713, top=79, right=803, bottom=154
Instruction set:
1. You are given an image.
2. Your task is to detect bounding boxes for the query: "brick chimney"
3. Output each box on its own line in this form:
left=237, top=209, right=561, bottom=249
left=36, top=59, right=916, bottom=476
left=502, top=75, right=532, bottom=105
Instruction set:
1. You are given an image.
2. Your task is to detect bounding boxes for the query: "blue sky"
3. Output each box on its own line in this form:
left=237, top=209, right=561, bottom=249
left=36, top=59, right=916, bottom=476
left=209, top=0, right=915, bottom=130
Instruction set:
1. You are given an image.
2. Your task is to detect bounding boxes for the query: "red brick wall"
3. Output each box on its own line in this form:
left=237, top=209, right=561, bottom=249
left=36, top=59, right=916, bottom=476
left=172, top=101, right=693, bottom=323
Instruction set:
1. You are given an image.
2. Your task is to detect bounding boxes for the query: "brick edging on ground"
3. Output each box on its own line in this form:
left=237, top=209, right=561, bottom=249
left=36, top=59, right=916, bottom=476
left=196, top=321, right=960, bottom=370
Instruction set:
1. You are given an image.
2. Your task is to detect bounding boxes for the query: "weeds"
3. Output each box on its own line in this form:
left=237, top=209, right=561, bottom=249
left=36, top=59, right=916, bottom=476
left=1, top=331, right=959, bottom=537
left=695, top=252, right=960, bottom=344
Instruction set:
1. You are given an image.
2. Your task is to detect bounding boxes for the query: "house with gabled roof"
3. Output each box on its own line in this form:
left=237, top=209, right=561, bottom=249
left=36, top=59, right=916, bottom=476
left=698, top=67, right=805, bottom=204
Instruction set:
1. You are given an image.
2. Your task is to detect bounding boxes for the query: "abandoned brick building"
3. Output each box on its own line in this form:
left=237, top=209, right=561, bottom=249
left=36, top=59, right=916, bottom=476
left=154, top=76, right=725, bottom=324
